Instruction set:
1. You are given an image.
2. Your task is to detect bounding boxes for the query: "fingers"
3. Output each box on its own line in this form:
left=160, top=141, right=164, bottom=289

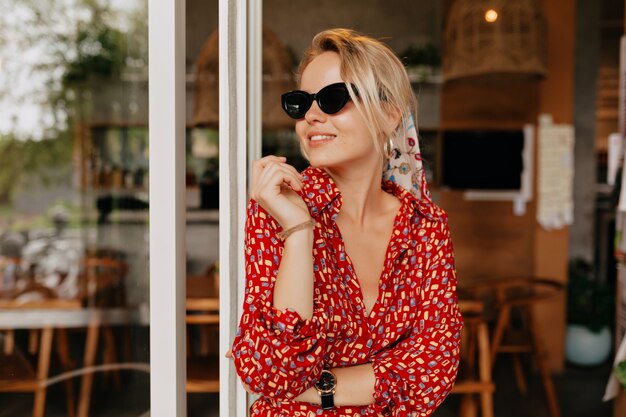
left=252, top=156, right=301, bottom=182
left=225, top=348, right=233, bottom=359
left=259, top=164, right=302, bottom=193
left=251, top=157, right=303, bottom=200
left=280, top=160, right=302, bottom=180
left=251, top=155, right=286, bottom=181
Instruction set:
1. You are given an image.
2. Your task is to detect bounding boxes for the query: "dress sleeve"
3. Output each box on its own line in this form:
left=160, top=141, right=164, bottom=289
left=231, top=199, right=327, bottom=400
left=370, top=215, right=463, bottom=417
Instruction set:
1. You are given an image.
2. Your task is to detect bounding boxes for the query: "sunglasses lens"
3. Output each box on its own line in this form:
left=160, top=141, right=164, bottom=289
left=282, top=92, right=311, bottom=119
left=318, top=84, right=349, bottom=114
left=281, top=83, right=352, bottom=119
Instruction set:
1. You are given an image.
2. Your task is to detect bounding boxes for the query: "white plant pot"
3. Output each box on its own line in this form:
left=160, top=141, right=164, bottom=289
left=565, top=324, right=612, bottom=366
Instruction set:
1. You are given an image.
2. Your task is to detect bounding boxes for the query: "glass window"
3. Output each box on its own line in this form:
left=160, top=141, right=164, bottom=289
left=185, top=1, right=220, bottom=415
left=0, top=1, right=150, bottom=416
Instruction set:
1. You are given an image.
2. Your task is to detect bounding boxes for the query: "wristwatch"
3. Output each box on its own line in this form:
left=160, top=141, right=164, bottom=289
left=314, top=369, right=337, bottom=410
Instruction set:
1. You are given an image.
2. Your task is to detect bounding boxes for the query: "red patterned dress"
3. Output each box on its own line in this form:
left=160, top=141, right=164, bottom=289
left=231, top=166, right=463, bottom=417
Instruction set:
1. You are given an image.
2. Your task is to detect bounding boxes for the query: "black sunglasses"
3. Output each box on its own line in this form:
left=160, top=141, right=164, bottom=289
left=281, top=82, right=357, bottom=119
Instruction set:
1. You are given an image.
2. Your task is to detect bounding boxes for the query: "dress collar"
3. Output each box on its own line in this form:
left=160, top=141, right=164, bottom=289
left=296, top=166, right=444, bottom=222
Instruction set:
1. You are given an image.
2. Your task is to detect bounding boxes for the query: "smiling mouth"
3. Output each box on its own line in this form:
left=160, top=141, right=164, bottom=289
left=309, top=134, right=336, bottom=142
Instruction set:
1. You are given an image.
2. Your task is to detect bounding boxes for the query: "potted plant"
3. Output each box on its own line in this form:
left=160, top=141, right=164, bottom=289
left=565, top=258, right=614, bottom=366
left=616, top=361, right=626, bottom=390
left=400, top=43, right=441, bottom=83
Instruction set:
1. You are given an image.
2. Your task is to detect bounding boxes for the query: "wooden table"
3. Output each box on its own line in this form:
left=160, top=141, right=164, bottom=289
left=0, top=302, right=149, bottom=417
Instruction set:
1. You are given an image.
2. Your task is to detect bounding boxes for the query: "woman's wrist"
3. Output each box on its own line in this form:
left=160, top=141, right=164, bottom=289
left=293, top=365, right=376, bottom=407
left=282, top=226, right=314, bottom=245
left=279, top=217, right=315, bottom=240
left=294, top=386, right=320, bottom=404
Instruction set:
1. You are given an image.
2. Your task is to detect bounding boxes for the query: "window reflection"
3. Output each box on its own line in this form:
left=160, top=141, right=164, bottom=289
left=0, top=1, right=149, bottom=416
left=185, top=1, right=219, bottom=415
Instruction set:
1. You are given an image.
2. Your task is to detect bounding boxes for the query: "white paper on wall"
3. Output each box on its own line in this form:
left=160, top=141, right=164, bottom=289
left=536, top=114, right=575, bottom=230
left=608, top=133, right=623, bottom=186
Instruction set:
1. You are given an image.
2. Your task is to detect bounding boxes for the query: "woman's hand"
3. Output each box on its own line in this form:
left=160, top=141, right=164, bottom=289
left=250, top=155, right=310, bottom=229
left=226, top=349, right=255, bottom=394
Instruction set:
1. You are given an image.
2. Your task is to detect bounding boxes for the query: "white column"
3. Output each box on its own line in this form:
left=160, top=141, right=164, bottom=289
left=248, top=0, right=263, bottom=180
left=219, top=1, right=249, bottom=416
left=148, top=0, right=187, bottom=416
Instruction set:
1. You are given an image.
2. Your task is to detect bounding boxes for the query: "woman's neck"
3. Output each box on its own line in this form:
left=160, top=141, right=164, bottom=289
left=325, top=163, right=395, bottom=227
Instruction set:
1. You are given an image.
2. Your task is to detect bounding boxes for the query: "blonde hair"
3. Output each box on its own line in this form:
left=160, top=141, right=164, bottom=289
left=296, top=28, right=417, bottom=161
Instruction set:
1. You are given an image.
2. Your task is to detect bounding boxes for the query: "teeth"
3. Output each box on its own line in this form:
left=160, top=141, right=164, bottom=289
left=310, top=135, right=335, bottom=141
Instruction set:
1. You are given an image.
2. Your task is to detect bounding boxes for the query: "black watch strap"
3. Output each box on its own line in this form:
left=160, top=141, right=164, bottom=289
left=316, top=369, right=337, bottom=410
left=320, top=392, right=335, bottom=410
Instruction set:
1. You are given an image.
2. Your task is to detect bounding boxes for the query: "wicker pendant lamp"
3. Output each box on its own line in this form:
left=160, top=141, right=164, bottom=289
left=192, top=26, right=295, bottom=130
left=192, top=29, right=219, bottom=128
left=443, top=0, right=548, bottom=81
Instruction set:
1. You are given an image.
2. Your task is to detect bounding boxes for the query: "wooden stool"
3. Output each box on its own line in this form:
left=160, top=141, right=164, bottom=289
left=463, top=277, right=564, bottom=417
left=452, top=300, right=495, bottom=417
left=186, top=264, right=220, bottom=393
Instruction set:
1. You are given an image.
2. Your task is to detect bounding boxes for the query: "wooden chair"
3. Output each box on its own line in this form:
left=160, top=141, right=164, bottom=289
left=75, top=256, right=129, bottom=402
left=79, top=257, right=128, bottom=308
left=451, top=299, right=495, bottom=417
left=0, top=286, right=80, bottom=417
left=186, top=263, right=219, bottom=393
left=0, top=325, right=54, bottom=417
left=462, top=276, right=564, bottom=417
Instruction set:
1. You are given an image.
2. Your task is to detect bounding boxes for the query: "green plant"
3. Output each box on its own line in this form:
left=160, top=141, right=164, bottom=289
left=62, top=24, right=127, bottom=85
left=400, top=43, right=441, bottom=68
left=0, top=132, right=72, bottom=204
left=567, top=258, right=614, bottom=333
left=616, top=361, right=626, bottom=389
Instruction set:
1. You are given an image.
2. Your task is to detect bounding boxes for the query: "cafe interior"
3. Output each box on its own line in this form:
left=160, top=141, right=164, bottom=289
left=1, top=0, right=626, bottom=416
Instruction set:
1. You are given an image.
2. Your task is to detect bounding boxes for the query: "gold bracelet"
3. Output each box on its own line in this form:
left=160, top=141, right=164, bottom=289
left=278, top=218, right=316, bottom=240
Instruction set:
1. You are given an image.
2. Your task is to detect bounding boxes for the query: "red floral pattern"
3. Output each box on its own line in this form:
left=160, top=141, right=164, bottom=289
left=231, top=166, right=463, bottom=416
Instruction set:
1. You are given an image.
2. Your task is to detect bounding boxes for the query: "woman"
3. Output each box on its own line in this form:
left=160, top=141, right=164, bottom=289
left=230, top=28, right=463, bottom=416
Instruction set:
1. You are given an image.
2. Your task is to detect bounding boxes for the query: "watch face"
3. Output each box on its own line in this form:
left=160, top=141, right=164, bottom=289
left=316, top=370, right=337, bottom=393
